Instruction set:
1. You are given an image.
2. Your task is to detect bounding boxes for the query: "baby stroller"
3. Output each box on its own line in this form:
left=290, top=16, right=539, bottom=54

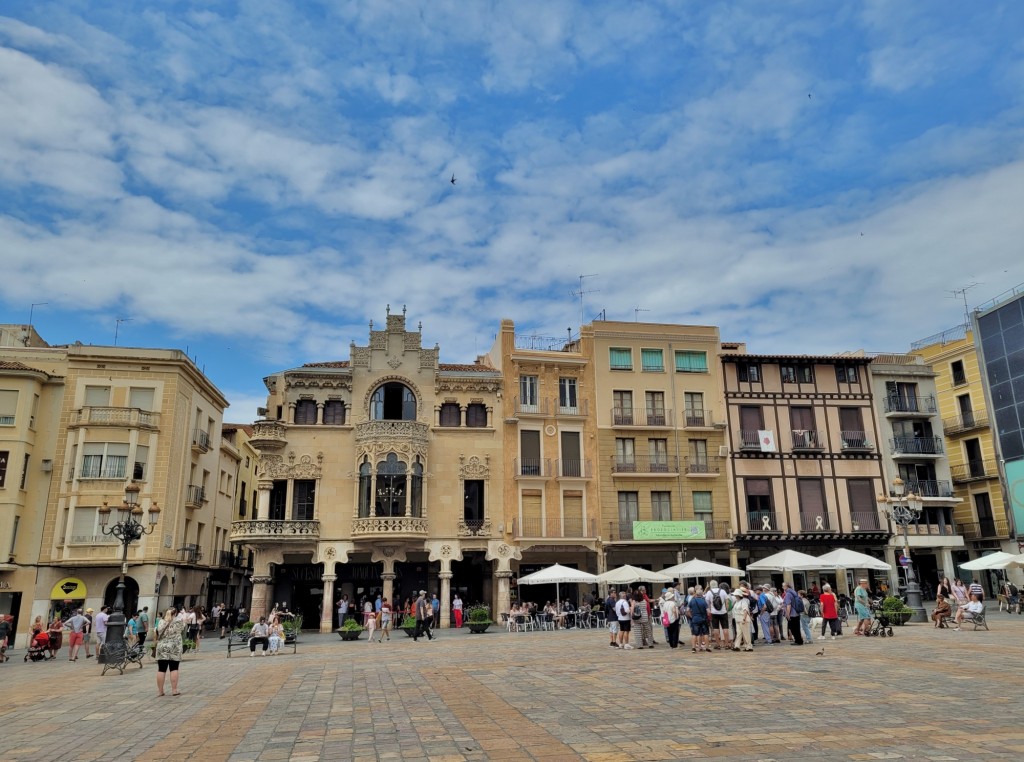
left=25, top=631, right=52, bottom=661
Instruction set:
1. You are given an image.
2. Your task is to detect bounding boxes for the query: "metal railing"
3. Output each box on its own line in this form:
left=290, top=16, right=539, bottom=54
left=218, top=550, right=249, bottom=568
left=791, top=430, right=823, bottom=450
left=840, top=431, right=872, bottom=449
left=849, top=510, right=881, bottom=531
left=185, top=484, right=206, bottom=506
left=192, top=428, right=211, bottom=451
left=684, top=456, right=722, bottom=475
left=683, top=409, right=716, bottom=428
left=904, top=479, right=953, bottom=498
left=739, top=430, right=763, bottom=450
left=514, top=397, right=549, bottom=416
left=884, top=395, right=937, bottom=414
left=513, top=517, right=596, bottom=538
left=557, top=399, right=589, bottom=416
left=951, top=461, right=996, bottom=482
left=610, top=455, right=678, bottom=474
left=943, top=414, right=989, bottom=434
left=799, top=512, right=832, bottom=532
left=178, top=544, right=203, bottom=563
left=746, top=510, right=778, bottom=532
left=0, top=415, right=16, bottom=425
left=514, top=458, right=551, bottom=477
left=889, top=436, right=943, bottom=455
left=230, top=519, right=321, bottom=539
left=952, top=369, right=968, bottom=386
left=611, top=408, right=672, bottom=426
left=556, top=459, right=592, bottom=478
left=956, top=521, right=1003, bottom=540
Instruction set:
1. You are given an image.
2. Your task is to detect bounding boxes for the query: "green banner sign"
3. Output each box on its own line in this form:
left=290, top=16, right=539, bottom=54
left=632, top=521, right=707, bottom=541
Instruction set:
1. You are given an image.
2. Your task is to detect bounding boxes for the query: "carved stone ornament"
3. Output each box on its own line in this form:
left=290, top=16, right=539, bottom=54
left=387, top=355, right=403, bottom=369
left=250, top=576, right=273, bottom=585
left=324, top=547, right=337, bottom=559
left=440, top=544, right=453, bottom=558
left=351, top=517, right=429, bottom=536
left=258, top=453, right=322, bottom=480
left=436, top=378, right=500, bottom=394
left=354, top=420, right=430, bottom=462
left=459, top=455, right=490, bottom=480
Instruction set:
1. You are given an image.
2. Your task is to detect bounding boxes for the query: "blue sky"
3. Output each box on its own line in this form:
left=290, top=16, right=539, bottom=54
left=2, top=1, right=1024, bottom=419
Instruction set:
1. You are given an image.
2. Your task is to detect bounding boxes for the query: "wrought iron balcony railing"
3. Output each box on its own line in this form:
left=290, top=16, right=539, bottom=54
left=791, top=430, right=824, bottom=450
left=746, top=510, right=778, bottom=532
left=610, top=455, right=678, bottom=474
left=951, top=461, right=997, bottom=482
left=611, top=407, right=672, bottom=427
left=883, top=395, right=937, bottom=414
left=556, top=459, right=592, bottom=478
left=903, top=479, right=953, bottom=498
left=889, top=436, right=943, bottom=455
left=514, top=458, right=551, bottom=478
left=943, top=414, right=989, bottom=435
left=840, top=431, right=873, bottom=450
left=684, top=456, right=722, bottom=475
left=513, top=517, right=597, bottom=538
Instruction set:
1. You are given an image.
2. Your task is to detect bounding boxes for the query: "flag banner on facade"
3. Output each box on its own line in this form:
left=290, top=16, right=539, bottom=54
left=757, top=430, right=776, bottom=452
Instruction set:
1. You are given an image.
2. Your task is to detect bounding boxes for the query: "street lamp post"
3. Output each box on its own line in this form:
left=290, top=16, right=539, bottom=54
left=877, top=477, right=928, bottom=623
left=97, top=483, right=160, bottom=664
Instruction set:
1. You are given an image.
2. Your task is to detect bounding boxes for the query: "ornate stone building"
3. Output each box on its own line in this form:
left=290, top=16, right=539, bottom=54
left=233, top=309, right=513, bottom=631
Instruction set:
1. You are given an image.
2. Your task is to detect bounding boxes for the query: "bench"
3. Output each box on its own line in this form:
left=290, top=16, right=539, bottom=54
left=226, top=617, right=301, bottom=658
left=964, top=606, right=989, bottom=631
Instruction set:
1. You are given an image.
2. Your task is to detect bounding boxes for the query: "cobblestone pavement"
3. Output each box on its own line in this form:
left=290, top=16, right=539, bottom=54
left=2, top=615, right=1024, bottom=761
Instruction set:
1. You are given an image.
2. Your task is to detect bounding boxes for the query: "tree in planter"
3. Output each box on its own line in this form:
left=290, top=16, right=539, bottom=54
left=399, top=614, right=418, bottom=637
left=466, top=604, right=493, bottom=633
left=337, top=618, right=365, bottom=640
left=880, top=596, right=914, bottom=626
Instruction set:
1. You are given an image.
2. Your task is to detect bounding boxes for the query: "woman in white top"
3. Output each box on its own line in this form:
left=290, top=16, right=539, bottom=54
left=267, top=616, right=284, bottom=655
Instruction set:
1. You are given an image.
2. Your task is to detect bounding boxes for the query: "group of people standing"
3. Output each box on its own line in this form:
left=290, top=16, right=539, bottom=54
left=14, top=605, right=155, bottom=662
left=336, top=590, right=459, bottom=636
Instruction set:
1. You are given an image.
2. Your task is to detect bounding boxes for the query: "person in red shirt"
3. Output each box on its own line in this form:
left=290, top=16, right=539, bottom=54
left=818, top=583, right=840, bottom=640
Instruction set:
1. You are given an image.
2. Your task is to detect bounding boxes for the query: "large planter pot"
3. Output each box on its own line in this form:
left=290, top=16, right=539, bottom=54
left=337, top=629, right=363, bottom=641
left=467, top=622, right=492, bottom=634
left=401, top=626, right=418, bottom=638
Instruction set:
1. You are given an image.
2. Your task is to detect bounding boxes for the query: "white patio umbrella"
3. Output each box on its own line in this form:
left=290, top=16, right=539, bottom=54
left=815, top=548, right=893, bottom=572
left=959, top=552, right=1024, bottom=571
left=660, top=558, right=744, bottom=579
left=517, top=563, right=598, bottom=607
left=597, top=565, right=673, bottom=585
left=746, top=549, right=830, bottom=572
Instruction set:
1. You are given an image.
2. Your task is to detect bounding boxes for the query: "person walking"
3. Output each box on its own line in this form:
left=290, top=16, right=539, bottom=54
left=614, top=591, right=633, bottom=649
left=431, top=594, right=441, bottom=630
left=632, top=591, right=653, bottom=648
left=82, top=608, right=95, bottom=659
left=452, top=594, right=463, bottom=628
left=0, top=614, right=12, bottom=663
left=660, top=590, right=681, bottom=648
left=65, top=609, right=89, bottom=661
left=47, top=614, right=64, bottom=659
left=337, top=595, right=348, bottom=628
left=757, top=586, right=774, bottom=645
left=782, top=582, right=803, bottom=646
left=687, top=585, right=710, bottom=653
left=853, top=579, right=873, bottom=636
left=818, top=584, right=840, bottom=639
left=94, top=606, right=110, bottom=653
left=414, top=591, right=433, bottom=641
left=155, top=607, right=184, bottom=697
left=138, top=606, right=150, bottom=647
left=376, top=599, right=392, bottom=642
left=605, top=589, right=619, bottom=647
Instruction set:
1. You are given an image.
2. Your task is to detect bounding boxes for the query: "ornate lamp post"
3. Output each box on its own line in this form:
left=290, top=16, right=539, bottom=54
left=877, top=477, right=927, bottom=623
left=97, top=483, right=160, bottom=664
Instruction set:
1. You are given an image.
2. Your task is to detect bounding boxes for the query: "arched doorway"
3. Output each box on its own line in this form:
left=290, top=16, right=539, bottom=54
left=104, top=576, right=140, bottom=616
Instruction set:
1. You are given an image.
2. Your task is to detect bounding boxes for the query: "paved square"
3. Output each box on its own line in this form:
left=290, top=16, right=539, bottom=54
left=2, top=616, right=1023, bottom=761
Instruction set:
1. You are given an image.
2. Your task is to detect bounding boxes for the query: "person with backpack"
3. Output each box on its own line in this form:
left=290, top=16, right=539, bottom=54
left=757, top=585, right=775, bottom=645
left=705, top=581, right=730, bottom=650
left=782, top=582, right=804, bottom=646
left=614, top=591, right=633, bottom=649
left=687, top=585, right=710, bottom=653
left=659, top=590, right=681, bottom=648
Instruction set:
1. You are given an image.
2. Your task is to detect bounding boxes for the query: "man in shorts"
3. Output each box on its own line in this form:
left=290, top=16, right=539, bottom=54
left=614, top=591, right=633, bottom=649
left=705, top=581, right=731, bottom=650
left=605, top=588, right=619, bottom=647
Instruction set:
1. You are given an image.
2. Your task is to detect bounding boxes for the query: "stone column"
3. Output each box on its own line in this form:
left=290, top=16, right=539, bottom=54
left=439, top=566, right=453, bottom=628
left=320, top=574, right=336, bottom=633
left=250, top=576, right=273, bottom=620
left=382, top=571, right=396, bottom=608
left=940, top=548, right=955, bottom=582
left=729, top=548, right=741, bottom=588
left=256, top=480, right=272, bottom=520
left=495, top=570, right=512, bottom=618
left=288, top=402, right=296, bottom=423
left=316, top=402, right=325, bottom=424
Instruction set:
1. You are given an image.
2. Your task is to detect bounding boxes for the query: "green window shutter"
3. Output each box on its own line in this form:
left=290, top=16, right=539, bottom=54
left=609, top=348, right=632, bottom=370
left=692, top=491, right=713, bottom=514
left=675, top=351, right=708, bottom=373
left=641, top=349, right=663, bottom=371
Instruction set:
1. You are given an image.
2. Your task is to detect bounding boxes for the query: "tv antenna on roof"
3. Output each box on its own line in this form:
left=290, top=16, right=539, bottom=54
left=948, top=283, right=980, bottom=324
left=114, top=317, right=132, bottom=346
left=634, top=307, right=650, bottom=322
left=570, top=274, right=599, bottom=327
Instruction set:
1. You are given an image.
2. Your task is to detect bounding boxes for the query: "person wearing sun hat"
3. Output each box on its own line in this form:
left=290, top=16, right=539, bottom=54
left=660, top=590, right=681, bottom=648
left=731, top=587, right=754, bottom=651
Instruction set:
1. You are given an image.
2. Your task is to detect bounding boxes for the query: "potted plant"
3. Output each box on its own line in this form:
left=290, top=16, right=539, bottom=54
left=399, top=614, right=418, bottom=637
left=282, top=615, right=303, bottom=644
left=336, top=618, right=365, bottom=641
left=880, top=596, right=914, bottom=626
left=466, top=605, right=493, bottom=634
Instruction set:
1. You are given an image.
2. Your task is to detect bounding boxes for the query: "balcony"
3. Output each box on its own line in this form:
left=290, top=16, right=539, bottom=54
left=354, top=420, right=430, bottom=451
left=457, top=519, right=493, bottom=537
left=902, top=522, right=957, bottom=537
left=610, top=455, right=679, bottom=476
left=683, top=410, right=723, bottom=429
left=611, top=408, right=672, bottom=427
left=746, top=510, right=778, bottom=532
left=739, top=430, right=772, bottom=451
left=218, top=550, right=250, bottom=569
left=351, top=516, right=428, bottom=539
left=514, top=458, right=551, bottom=479
left=799, top=512, right=833, bottom=532
left=684, top=456, right=722, bottom=476
left=249, top=420, right=288, bottom=450
left=185, top=484, right=206, bottom=509
left=849, top=510, right=881, bottom=531
left=791, top=430, right=824, bottom=451
left=513, top=517, right=597, bottom=539
left=889, top=436, right=943, bottom=457
left=514, top=397, right=549, bottom=416
left=840, top=431, right=873, bottom=451
left=178, top=544, right=203, bottom=563
left=903, top=479, right=953, bottom=498
left=72, top=406, right=160, bottom=430
left=191, top=428, right=211, bottom=453
left=556, top=459, right=592, bottom=478
left=951, top=461, right=997, bottom=483
left=557, top=399, right=589, bottom=417
left=956, top=520, right=1003, bottom=540
left=943, top=414, right=989, bottom=436
left=230, top=519, right=321, bottom=543
left=884, top=395, right=937, bottom=416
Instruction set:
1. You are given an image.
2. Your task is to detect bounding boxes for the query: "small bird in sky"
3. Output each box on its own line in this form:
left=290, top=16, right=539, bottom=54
left=816, top=647, right=826, bottom=656
left=450, top=174, right=456, bottom=185
left=808, top=93, right=812, bottom=98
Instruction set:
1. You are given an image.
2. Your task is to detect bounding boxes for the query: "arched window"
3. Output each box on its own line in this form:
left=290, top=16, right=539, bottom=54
left=411, top=458, right=424, bottom=517
left=466, top=403, right=487, bottom=428
left=294, top=399, right=317, bottom=424
left=370, top=382, right=417, bottom=421
left=358, top=460, right=372, bottom=518
left=439, top=403, right=461, bottom=427
left=323, top=400, right=346, bottom=425
left=375, top=454, right=407, bottom=517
